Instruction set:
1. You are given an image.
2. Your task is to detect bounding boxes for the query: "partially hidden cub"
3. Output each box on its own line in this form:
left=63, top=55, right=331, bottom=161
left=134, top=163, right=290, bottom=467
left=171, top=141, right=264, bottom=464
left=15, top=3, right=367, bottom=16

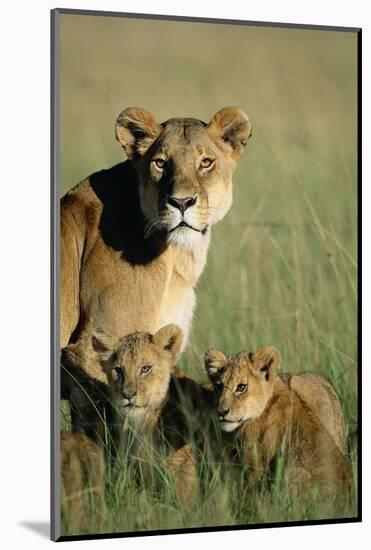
left=61, top=431, right=106, bottom=534
left=204, top=346, right=353, bottom=508
left=91, top=323, right=209, bottom=502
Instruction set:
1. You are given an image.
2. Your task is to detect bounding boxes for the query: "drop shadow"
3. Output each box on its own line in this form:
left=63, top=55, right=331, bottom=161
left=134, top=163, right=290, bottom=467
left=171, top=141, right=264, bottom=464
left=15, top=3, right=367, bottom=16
left=18, top=521, right=50, bottom=539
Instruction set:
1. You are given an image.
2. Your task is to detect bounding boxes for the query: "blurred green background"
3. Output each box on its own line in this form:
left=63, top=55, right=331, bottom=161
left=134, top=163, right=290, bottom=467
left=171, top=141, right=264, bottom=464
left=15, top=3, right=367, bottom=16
left=60, top=13, right=358, bottom=531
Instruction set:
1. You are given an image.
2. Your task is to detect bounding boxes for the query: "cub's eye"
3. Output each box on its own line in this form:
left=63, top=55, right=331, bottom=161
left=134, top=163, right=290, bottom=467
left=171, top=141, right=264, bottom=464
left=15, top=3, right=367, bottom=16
left=113, top=367, right=123, bottom=380
left=141, top=365, right=152, bottom=375
left=200, top=158, right=214, bottom=169
left=152, top=159, right=166, bottom=170
left=236, top=383, right=247, bottom=394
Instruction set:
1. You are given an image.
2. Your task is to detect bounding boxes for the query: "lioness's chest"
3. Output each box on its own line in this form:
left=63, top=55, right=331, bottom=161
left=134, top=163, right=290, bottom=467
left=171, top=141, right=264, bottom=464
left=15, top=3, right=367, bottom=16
left=79, top=240, right=195, bottom=342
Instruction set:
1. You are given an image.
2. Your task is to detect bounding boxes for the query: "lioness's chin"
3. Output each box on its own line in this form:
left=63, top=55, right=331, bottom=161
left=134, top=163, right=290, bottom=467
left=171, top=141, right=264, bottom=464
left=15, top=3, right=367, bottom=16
left=166, top=226, right=205, bottom=249
left=220, top=420, right=241, bottom=432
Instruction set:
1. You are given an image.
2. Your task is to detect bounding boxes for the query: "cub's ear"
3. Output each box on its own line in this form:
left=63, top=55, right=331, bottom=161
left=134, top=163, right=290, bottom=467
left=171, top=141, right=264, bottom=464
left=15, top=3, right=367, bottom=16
left=153, top=324, right=183, bottom=361
left=204, top=348, right=227, bottom=381
left=92, top=328, right=119, bottom=365
left=250, top=346, right=280, bottom=382
left=207, top=107, right=252, bottom=161
left=115, top=107, right=162, bottom=160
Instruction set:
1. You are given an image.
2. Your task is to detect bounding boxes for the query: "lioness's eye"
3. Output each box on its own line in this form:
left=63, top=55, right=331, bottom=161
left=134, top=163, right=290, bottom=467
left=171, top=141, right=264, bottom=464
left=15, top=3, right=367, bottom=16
left=236, top=383, right=247, bottom=394
left=153, top=159, right=165, bottom=170
left=141, top=365, right=152, bottom=375
left=200, top=158, right=214, bottom=169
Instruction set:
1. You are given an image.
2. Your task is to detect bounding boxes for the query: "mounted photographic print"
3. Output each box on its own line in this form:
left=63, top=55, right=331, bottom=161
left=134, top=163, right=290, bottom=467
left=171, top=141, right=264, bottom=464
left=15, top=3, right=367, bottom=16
left=51, top=8, right=361, bottom=542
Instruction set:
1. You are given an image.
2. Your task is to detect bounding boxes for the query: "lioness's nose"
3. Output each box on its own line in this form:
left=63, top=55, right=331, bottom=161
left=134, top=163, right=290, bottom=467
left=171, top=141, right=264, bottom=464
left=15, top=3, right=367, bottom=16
left=218, top=408, right=230, bottom=418
left=168, top=195, right=197, bottom=213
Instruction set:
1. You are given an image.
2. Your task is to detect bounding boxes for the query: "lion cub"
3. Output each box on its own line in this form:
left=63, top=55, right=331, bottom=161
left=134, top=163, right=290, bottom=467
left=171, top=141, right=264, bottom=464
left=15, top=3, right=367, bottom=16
left=61, top=431, right=106, bottom=533
left=92, top=323, right=204, bottom=501
left=204, top=346, right=352, bottom=505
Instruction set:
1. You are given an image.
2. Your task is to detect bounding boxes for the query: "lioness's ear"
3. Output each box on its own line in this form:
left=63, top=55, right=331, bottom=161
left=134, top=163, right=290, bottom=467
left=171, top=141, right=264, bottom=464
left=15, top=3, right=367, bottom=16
left=92, top=328, right=118, bottom=364
left=204, top=348, right=227, bottom=381
left=250, top=346, right=280, bottom=382
left=208, top=107, right=252, bottom=161
left=115, top=107, right=162, bottom=160
left=153, top=324, right=183, bottom=361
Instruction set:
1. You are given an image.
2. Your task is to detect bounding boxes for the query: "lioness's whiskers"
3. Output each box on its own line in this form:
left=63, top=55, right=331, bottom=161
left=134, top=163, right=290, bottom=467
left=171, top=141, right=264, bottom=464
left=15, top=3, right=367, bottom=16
left=144, top=217, right=166, bottom=239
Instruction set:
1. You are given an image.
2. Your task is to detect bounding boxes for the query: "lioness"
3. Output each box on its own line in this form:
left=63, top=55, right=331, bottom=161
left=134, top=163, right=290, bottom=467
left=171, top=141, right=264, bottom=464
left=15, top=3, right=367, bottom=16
left=204, top=346, right=352, bottom=505
left=61, top=106, right=251, bottom=431
left=61, top=106, right=251, bottom=351
left=81, top=323, right=209, bottom=501
left=61, top=431, right=106, bottom=533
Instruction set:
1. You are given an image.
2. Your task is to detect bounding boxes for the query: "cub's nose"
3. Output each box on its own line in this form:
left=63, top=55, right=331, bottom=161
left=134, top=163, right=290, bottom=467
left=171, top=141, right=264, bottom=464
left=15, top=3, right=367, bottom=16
left=123, top=389, right=137, bottom=401
left=168, top=195, right=197, bottom=214
left=218, top=408, right=230, bottom=418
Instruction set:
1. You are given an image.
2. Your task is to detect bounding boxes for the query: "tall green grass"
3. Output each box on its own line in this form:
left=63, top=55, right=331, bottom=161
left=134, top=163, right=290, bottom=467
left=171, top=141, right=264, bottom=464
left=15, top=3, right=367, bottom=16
left=59, top=14, right=358, bottom=535
left=61, top=401, right=357, bottom=537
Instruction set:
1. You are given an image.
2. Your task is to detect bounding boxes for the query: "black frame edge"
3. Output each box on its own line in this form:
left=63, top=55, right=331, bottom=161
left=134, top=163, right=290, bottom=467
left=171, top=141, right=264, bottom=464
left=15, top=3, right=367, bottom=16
left=57, top=516, right=361, bottom=543
left=356, top=27, right=362, bottom=523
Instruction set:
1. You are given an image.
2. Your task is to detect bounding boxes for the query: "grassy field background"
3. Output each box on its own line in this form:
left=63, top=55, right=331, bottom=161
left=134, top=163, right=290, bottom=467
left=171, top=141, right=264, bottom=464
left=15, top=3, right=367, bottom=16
left=60, top=13, right=358, bottom=535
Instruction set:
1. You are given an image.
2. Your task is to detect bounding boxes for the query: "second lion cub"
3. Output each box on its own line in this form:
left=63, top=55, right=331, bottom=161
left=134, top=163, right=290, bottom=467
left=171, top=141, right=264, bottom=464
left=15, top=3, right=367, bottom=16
left=204, top=346, right=352, bottom=507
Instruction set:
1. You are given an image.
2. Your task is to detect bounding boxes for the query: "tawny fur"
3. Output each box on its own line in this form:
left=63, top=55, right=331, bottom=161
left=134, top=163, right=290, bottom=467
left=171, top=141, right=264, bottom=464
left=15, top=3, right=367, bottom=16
left=61, top=107, right=251, bottom=359
left=64, top=325, right=212, bottom=502
left=280, top=372, right=348, bottom=455
left=60, top=431, right=106, bottom=533
left=205, top=347, right=352, bottom=506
